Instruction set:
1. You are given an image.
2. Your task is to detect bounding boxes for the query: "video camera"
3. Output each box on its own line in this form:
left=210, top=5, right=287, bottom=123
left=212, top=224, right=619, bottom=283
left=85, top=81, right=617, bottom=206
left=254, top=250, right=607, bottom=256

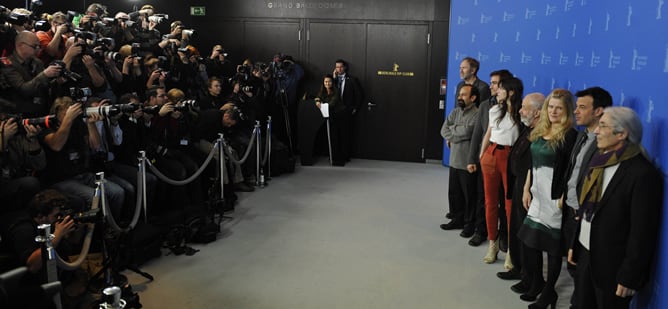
left=59, top=207, right=102, bottom=224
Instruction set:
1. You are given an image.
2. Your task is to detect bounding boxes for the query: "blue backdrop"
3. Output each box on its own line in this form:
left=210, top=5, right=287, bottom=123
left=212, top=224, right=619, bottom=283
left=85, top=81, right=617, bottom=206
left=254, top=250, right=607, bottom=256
left=444, top=1, right=667, bottom=308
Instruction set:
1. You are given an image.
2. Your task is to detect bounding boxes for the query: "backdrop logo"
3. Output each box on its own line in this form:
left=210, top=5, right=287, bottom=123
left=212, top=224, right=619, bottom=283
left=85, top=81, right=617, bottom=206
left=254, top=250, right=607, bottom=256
left=536, top=29, right=542, bottom=41
left=605, top=13, right=611, bottom=31
left=546, top=4, right=558, bottom=16
left=631, top=49, right=648, bottom=71
left=559, top=52, right=569, bottom=65
left=565, top=0, right=576, bottom=11
left=658, top=0, right=664, bottom=19
left=493, top=32, right=499, bottom=42
left=541, top=52, right=552, bottom=64
left=588, top=18, right=593, bottom=34
left=521, top=52, right=532, bottom=64
left=551, top=78, right=556, bottom=89
left=555, top=26, right=561, bottom=39
left=471, top=33, right=477, bottom=43
left=477, top=52, right=490, bottom=62
left=525, top=8, right=537, bottom=19
left=590, top=51, right=601, bottom=67
left=457, top=16, right=470, bottom=25
left=572, top=24, right=577, bottom=37
left=532, top=75, right=538, bottom=87
left=516, top=32, right=521, bottom=42
left=608, top=49, right=621, bottom=69
left=499, top=52, right=511, bottom=63
left=503, top=11, right=516, bottom=22
left=574, top=52, right=585, bottom=66
left=481, top=13, right=493, bottom=24
left=647, top=97, right=654, bottom=123
left=664, top=44, right=668, bottom=72
left=627, top=5, right=633, bottom=26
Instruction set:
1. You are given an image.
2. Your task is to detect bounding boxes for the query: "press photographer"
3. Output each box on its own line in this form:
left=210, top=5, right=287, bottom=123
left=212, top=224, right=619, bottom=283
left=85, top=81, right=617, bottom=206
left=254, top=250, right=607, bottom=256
left=0, top=107, right=49, bottom=213
left=35, top=11, right=73, bottom=65
left=0, top=189, right=95, bottom=308
left=38, top=96, right=125, bottom=220
left=0, top=31, right=62, bottom=116
left=143, top=86, right=205, bottom=211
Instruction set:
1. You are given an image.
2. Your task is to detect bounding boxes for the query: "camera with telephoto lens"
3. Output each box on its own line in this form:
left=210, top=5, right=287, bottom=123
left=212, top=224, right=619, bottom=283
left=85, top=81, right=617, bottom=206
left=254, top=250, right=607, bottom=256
left=59, top=208, right=101, bottom=224
left=0, top=113, right=59, bottom=133
left=84, top=103, right=137, bottom=118
left=141, top=105, right=160, bottom=115
left=148, top=13, right=168, bottom=24
left=69, top=87, right=92, bottom=102
left=182, top=28, right=196, bottom=39
left=173, top=99, right=198, bottom=112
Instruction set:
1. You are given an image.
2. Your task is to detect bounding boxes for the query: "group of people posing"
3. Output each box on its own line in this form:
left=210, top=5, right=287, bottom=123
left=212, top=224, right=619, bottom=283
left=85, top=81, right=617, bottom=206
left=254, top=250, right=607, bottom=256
left=440, top=57, right=663, bottom=309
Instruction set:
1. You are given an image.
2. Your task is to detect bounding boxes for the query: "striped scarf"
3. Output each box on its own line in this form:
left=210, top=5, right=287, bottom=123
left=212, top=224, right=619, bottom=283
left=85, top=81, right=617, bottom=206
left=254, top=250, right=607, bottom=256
left=578, top=142, right=641, bottom=222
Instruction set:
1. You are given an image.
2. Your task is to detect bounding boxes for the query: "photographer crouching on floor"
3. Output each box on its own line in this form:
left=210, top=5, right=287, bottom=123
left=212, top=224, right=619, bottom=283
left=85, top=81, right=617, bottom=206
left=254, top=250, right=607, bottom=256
left=0, top=189, right=95, bottom=308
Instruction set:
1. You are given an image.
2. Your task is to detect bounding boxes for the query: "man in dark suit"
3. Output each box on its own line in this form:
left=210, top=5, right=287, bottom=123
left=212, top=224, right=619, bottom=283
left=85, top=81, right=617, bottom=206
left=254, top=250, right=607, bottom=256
left=561, top=86, right=613, bottom=308
left=332, top=59, right=364, bottom=166
left=567, top=107, right=663, bottom=309
left=497, top=92, right=544, bottom=287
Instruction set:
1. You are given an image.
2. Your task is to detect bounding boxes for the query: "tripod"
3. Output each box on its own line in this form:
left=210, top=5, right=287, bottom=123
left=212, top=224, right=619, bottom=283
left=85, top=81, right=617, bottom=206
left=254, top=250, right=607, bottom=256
left=274, top=77, right=294, bottom=154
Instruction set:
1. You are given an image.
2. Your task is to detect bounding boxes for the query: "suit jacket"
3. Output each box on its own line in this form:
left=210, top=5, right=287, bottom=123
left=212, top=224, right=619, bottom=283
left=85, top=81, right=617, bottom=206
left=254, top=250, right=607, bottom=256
left=338, top=74, right=364, bottom=114
left=506, top=124, right=531, bottom=199
left=571, top=154, right=663, bottom=291
left=564, top=130, right=599, bottom=202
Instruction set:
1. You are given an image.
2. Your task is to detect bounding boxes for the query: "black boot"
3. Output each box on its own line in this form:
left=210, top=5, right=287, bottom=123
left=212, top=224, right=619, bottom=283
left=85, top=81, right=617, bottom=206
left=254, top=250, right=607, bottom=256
left=528, top=287, right=557, bottom=309
left=519, top=277, right=545, bottom=302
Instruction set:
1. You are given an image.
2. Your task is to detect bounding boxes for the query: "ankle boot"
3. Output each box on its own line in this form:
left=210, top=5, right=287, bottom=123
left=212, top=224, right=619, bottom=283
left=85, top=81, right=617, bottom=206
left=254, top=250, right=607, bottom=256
left=528, top=287, right=557, bottom=309
left=504, top=249, right=514, bottom=270
left=483, top=239, right=499, bottom=264
left=520, top=277, right=545, bottom=302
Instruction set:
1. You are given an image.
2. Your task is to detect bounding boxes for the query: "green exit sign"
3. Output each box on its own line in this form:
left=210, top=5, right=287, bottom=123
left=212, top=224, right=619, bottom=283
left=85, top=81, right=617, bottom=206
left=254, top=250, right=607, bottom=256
left=190, top=6, right=206, bottom=16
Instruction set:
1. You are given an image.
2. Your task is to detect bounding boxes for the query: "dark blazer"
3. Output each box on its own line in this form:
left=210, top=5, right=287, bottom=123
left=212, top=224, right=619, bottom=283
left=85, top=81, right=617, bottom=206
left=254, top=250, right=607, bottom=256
left=338, top=74, right=364, bottom=114
left=571, top=154, right=663, bottom=291
left=564, top=130, right=599, bottom=202
left=506, top=124, right=531, bottom=199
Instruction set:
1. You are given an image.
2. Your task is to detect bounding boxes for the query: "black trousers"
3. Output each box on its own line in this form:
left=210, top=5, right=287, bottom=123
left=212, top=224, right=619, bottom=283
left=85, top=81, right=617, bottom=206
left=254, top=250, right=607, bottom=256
left=447, top=167, right=477, bottom=226
left=509, top=176, right=528, bottom=273
left=473, top=169, right=487, bottom=235
left=575, top=247, right=633, bottom=309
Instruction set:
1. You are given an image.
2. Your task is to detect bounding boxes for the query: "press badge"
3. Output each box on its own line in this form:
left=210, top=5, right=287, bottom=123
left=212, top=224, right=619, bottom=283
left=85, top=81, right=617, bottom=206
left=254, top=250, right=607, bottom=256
left=69, top=152, right=80, bottom=161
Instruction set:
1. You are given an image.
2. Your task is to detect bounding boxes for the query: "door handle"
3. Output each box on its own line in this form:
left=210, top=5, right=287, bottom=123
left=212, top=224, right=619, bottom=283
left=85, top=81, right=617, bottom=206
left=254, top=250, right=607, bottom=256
left=367, top=101, right=377, bottom=111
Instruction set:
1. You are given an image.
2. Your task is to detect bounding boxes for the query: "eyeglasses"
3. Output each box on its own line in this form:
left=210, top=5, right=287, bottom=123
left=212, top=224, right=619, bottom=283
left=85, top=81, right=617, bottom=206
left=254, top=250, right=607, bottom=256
left=21, top=42, right=41, bottom=50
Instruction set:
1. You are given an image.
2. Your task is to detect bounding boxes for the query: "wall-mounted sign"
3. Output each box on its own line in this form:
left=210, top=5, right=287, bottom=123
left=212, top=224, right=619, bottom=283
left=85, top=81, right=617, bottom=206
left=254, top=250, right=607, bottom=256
left=377, top=62, right=414, bottom=77
left=190, top=6, right=206, bottom=16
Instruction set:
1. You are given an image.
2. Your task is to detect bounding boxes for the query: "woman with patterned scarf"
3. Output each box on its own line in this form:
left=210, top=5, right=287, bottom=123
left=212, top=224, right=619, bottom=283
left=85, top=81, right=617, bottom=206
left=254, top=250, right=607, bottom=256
left=567, top=106, right=663, bottom=309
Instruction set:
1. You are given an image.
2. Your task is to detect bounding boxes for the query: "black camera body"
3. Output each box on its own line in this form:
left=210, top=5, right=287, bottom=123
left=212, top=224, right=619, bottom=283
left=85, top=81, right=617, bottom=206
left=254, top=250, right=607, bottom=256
left=50, top=60, right=82, bottom=82
left=60, top=208, right=102, bottom=224
left=69, top=87, right=92, bottom=102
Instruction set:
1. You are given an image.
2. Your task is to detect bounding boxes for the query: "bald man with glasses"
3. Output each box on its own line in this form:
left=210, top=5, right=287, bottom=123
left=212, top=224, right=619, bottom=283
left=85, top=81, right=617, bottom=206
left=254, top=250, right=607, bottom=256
left=1, top=31, right=61, bottom=116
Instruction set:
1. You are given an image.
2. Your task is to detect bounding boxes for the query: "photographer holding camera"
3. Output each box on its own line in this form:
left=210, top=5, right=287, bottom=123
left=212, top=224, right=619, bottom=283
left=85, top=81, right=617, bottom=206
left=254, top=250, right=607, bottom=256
left=0, top=112, right=45, bottom=213
left=0, top=188, right=95, bottom=308
left=204, top=45, right=235, bottom=88
left=38, top=96, right=125, bottom=220
left=0, top=31, right=62, bottom=116
left=35, top=11, right=73, bottom=65
left=144, top=86, right=205, bottom=210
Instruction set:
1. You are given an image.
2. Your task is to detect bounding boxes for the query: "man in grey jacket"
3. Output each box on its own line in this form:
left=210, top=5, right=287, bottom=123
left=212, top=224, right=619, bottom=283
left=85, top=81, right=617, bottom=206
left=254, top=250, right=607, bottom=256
left=440, top=84, right=479, bottom=233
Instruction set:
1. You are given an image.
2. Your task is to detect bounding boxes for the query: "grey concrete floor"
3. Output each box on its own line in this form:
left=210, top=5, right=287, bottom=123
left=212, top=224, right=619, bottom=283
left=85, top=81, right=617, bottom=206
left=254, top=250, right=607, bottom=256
left=125, top=159, right=573, bottom=309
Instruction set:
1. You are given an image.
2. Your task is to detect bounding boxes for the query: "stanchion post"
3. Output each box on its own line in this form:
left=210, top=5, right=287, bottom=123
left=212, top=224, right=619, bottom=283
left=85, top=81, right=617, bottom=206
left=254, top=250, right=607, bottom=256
left=217, top=133, right=225, bottom=204
left=36, top=224, right=63, bottom=309
left=138, top=151, right=148, bottom=222
left=255, top=121, right=261, bottom=187
left=267, top=116, right=272, bottom=181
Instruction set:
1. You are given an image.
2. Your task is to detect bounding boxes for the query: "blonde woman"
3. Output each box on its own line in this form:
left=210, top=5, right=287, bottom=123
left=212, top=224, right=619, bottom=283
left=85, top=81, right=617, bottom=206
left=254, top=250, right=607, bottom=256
left=518, top=89, right=578, bottom=308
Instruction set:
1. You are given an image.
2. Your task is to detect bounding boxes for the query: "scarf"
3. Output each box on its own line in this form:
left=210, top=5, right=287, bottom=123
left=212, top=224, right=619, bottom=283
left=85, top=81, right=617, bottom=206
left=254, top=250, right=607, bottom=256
left=578, top=142, right=641, bottom=222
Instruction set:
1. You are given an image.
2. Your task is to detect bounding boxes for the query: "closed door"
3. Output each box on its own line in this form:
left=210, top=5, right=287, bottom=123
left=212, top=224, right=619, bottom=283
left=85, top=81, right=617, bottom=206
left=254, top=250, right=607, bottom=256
left=357, top=23, right=429, bottom=162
